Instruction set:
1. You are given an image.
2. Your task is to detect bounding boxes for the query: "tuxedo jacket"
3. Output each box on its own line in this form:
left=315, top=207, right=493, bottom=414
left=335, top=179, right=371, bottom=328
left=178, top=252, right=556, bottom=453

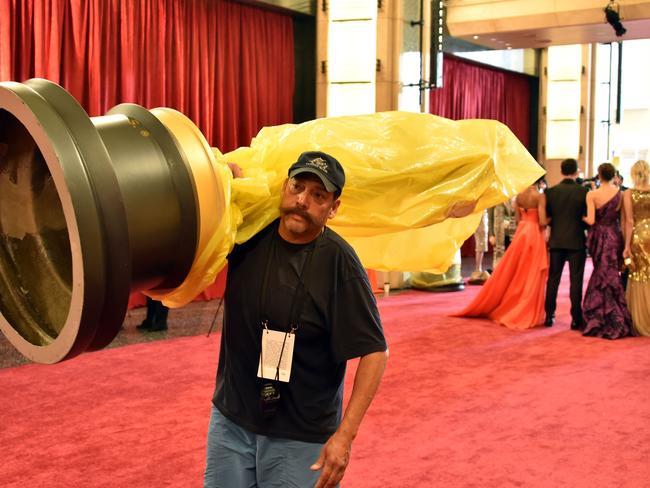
left=545, top=179, right=589, bottom=250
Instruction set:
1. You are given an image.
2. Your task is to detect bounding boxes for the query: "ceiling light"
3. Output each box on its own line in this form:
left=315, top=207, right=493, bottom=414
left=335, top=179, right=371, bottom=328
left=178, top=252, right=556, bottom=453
left=604, top=1, right=627, bottom=37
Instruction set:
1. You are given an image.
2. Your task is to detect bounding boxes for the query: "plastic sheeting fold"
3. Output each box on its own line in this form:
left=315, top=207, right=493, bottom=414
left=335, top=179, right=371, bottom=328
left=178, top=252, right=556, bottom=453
left=159, top=111, right=544, bottom=307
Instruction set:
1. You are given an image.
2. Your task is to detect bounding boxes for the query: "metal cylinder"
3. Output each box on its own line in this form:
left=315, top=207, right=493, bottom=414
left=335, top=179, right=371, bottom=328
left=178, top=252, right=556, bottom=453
left=0, top=79, right=203, bottom=363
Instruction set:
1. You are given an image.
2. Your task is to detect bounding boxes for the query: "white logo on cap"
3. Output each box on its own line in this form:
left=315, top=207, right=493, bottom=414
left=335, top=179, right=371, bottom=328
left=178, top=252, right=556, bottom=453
left=307, top=157, right=329, bottom=173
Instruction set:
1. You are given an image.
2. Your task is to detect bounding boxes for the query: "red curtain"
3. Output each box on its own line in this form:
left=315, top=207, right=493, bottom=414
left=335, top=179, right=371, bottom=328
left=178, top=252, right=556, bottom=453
left=429, top=54, right=532, bottom=148
left=1, top=0, right=295, bottom=306
left=0, top=0, right=295, bottom=152
left=430, top=54, right=535, bottom=257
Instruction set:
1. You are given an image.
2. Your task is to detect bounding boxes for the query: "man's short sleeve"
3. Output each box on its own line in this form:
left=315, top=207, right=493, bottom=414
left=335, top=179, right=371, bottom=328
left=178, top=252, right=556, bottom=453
left=329, top=276, right=386, bottom=363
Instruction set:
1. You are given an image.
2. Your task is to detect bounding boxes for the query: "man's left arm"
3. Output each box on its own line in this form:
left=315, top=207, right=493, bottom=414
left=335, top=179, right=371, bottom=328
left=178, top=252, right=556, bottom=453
left=311, top=349, right=389, bottom=488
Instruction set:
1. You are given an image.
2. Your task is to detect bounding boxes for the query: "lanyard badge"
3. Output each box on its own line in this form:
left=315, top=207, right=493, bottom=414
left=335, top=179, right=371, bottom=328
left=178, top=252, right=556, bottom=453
left=257, top=229, right=317, bottom=418
left=257, top=320, right=296, bottom=418
left=257, top=321, right=296, bottom=383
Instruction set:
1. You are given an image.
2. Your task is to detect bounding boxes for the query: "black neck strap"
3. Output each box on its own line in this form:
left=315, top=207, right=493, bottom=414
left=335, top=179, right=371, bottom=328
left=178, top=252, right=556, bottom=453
left=259, top=228, right=319, bottom=332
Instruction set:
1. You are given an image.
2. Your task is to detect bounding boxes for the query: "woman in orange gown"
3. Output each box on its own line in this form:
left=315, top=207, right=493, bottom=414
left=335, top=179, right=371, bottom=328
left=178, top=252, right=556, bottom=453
left=453, top=179, right=549, bottom=329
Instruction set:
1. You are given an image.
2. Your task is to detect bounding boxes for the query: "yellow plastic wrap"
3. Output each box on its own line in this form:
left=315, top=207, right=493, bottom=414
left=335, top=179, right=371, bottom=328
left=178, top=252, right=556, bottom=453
left=147, top=159, right=242, bottom=306
left=159, top=111, right=544, bottom=307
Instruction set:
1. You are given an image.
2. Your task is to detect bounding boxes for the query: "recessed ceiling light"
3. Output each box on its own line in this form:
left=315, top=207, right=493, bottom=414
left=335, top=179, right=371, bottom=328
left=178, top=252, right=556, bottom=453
left=473, top=35, right=479, bottom=39
left=507, top=46, right=512, bottom=50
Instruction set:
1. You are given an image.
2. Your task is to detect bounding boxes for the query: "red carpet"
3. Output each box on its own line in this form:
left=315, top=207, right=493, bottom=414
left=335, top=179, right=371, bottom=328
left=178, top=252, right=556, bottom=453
left=2, top=275, right=650, bottom=487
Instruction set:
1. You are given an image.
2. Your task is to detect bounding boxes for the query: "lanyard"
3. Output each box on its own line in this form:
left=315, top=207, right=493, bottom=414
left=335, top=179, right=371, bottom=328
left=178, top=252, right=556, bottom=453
left=258, top=228, right=319, bottom=333
left=258, top=228, right=318, bottom=383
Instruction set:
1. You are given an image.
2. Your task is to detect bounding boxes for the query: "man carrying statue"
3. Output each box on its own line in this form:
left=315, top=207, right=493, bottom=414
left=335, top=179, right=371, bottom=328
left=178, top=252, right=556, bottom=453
left=203, top=151, right=389, bottom=488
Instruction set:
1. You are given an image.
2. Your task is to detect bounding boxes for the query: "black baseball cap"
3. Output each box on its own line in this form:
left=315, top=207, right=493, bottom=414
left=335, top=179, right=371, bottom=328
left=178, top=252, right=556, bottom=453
left=288, top=151, right=345, bottom=194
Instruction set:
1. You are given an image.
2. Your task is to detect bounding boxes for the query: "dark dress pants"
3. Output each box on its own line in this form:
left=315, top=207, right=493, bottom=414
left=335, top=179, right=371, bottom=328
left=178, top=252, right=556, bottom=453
left=544, top=248, right=587, bottom=325
left=145, top=297, right=169, bottom=325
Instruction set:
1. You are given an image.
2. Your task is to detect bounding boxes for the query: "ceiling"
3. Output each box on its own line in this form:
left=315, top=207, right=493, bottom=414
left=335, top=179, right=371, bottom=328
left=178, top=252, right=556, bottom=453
left=446, top=0, right=650, bottom=49
left=241, top=1, right=650, bottom=50
left=456, top=19, right=650, bottom=50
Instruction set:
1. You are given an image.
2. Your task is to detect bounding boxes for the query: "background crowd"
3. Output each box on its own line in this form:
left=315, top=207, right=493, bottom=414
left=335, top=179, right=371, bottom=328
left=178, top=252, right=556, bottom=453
left=457, top=158, right=650, bottom=339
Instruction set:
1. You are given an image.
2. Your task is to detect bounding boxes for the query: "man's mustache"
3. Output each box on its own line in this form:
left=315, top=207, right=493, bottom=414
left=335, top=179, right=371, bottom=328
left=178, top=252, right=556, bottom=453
left=280, top=206, right=316, bottom=225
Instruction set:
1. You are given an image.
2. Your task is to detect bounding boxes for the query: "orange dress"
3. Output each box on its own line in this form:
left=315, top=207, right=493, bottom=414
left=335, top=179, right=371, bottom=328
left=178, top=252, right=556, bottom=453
left=454, top=208, right=549, bottom=329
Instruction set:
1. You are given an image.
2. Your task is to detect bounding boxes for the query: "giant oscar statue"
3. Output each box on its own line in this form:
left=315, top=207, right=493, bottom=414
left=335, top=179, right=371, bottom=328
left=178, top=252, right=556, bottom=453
left=0, top=79, right=544, bottom=363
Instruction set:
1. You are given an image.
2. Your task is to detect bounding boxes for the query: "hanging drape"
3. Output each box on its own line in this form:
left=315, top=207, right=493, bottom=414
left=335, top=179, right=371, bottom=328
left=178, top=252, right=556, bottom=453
left=0, top=0, right=295, bottom=153
left=429, top=54, right=533, bottom=148
left=0, top=0, right=295, bottom=307
left=429, top=54, right=536, bottom=257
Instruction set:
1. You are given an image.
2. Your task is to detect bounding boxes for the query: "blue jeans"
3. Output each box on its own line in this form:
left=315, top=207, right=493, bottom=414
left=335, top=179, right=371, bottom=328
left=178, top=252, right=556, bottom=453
left=204, top=405, right=325, bottom=488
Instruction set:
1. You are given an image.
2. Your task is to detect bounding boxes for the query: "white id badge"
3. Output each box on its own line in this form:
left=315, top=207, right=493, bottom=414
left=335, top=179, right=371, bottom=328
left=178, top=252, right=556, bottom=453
left=257, top=329, right=295, bottom=383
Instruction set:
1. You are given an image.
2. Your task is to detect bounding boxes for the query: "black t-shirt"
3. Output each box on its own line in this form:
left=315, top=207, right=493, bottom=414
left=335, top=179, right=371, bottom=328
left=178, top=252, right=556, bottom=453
left=213, top=219, right=387, bottom=443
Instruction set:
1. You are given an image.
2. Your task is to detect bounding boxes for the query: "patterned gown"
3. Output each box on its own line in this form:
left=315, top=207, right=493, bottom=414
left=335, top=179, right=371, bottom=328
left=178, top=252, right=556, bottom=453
left=582, top=192, right=633, bottom=339
left=626, top=189, right=650, bottom=336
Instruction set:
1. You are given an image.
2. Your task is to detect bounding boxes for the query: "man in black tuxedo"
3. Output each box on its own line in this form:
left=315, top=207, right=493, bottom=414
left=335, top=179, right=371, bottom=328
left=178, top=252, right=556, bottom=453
left=544, top=158, right=589, bottom=329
